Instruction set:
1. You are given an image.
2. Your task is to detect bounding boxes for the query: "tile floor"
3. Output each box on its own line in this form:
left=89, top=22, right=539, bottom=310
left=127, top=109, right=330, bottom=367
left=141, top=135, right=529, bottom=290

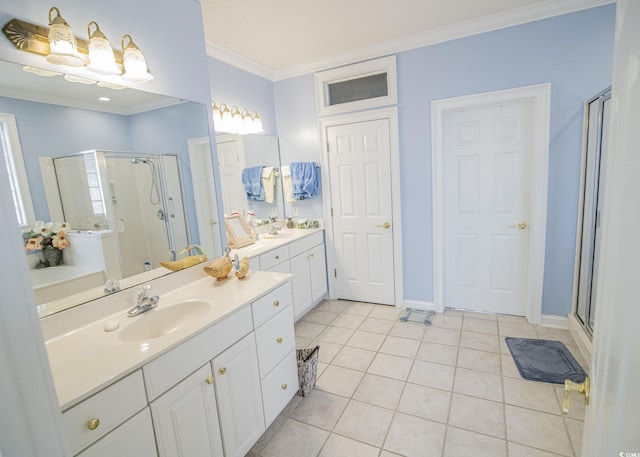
left=246, top=300, right=589, bottom=457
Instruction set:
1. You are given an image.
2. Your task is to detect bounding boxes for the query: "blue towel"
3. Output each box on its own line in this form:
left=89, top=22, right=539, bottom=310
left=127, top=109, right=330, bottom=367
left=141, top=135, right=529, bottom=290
left=290, top=162, right=318, bottom=200
left=242, top=166, right=265, bottom=201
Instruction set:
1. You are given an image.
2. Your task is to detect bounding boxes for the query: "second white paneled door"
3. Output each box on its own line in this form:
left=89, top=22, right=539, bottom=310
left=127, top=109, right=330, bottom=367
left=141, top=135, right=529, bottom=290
left=443, top=100, right=534, bottom=315
left=327, top=119, right=395, bottom=305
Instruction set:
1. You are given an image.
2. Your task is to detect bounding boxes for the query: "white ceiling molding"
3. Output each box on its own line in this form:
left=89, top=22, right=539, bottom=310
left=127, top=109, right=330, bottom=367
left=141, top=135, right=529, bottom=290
left=206, top=0, right=614, bottom=82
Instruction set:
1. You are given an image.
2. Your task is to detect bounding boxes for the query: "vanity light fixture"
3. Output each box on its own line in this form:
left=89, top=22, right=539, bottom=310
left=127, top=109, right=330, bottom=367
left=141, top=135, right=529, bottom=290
left=121, top=34, right=153, bottom=83
left=63, top=74, right=97, bottom=85
left=250, top=111, right=264, bottom=134
left=87, top=21, right=120, bottom=75
left=229, top=106, right=244, bottom=134
left=212, top=101, right=264, bottom=135
left=46, top=7, right=87, bottom=67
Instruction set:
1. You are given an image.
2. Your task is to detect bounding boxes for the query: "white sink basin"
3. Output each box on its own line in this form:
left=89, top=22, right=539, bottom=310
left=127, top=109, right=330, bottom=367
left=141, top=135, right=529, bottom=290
left=119, top=300, right=210, bottom=342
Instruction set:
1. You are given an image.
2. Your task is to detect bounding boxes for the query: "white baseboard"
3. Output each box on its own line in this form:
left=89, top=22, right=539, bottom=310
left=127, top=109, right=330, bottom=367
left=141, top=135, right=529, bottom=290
left=539, top=314, right=569, bottom=328
left=568, top=314, right=592, bottom=368
left=403, top=300, right=437, bottom=312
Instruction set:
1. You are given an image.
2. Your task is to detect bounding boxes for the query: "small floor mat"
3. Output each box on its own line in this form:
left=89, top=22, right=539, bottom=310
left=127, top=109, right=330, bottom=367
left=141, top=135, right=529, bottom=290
left=505, top=337, right=587, bottom=384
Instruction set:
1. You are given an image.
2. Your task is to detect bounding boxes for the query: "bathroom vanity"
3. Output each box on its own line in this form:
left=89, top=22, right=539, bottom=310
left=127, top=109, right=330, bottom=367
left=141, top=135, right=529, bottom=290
left=41, top=264, right=297, bottom=457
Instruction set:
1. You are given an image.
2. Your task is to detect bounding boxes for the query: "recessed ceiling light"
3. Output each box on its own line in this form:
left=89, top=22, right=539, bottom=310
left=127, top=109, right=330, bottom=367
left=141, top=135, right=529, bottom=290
left=98, top=96, right=111, bottom=102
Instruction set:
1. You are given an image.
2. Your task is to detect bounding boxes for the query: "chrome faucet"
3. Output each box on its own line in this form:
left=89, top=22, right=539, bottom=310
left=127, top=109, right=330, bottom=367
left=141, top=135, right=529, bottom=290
left=127, top=284, right=160, bottom=317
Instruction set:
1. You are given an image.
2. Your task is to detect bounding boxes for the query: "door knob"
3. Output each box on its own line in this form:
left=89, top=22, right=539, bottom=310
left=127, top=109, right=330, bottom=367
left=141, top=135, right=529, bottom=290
left=562, top=377, right=590, bottom=415
left=509, top=222, right=528, bottom=230
left=377, top=222, right=391, bottom=229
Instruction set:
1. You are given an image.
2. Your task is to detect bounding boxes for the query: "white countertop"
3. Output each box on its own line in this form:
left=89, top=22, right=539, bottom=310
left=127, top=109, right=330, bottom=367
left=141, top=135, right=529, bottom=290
left=230, top=228, right=323, bottom=259
left=44, top=270, right=290, bottom=410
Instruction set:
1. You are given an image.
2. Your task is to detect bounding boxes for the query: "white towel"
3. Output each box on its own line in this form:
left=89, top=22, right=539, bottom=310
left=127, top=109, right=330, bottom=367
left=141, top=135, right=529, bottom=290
left=261, top=167, right=276, bottom=203
left=281, top=165, right=295, bottom=202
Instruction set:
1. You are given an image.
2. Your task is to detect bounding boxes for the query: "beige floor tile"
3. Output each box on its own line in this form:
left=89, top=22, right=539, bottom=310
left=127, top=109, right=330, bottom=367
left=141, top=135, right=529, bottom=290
left=281, top=395, right=303, bottom=416
left=564, top=418, right=584, bottom=457
left=443, top=308, right=464, bottom=316
left=369, top=305, right=402, bottom=320
left=318, top=434, right=379, bottom=457
left=311, top=341, right=342, bottom=364
left=456, top=347, right=500, bottom=373
left=249, top=414, right=287, bottom=455
left=503, top=377, right=559, bottom=414
left=463, top=311, right=497, bottom=321
left=553, top=385, right=586, bottom=420
left=397, top=383, right=451, bottom=423
left=316, top=362, right=328, bottom=378
left=368, top=353, right=414, bottom=381
left=388, top=321, right=426, bottom=340
left=380, top=336, right=420, bottom=358
left=448, top=393, right=505, bottom=438
left=316, top=326, right=356, bottom=345
left=431, top=313, right=463, bottom=330
left=334, top=400, right=394, bottom=447
left=565, top=344, right=589, bottom=374
left=460, top=331, right=499, bottom=353
left=497, top=313, right=529, bottom=323
left=304, top=310, right=339, bottom=325
left=359, top=317, right=394, bottom=334
left=342, top=302, right=375, bottom=316
left=316, top=300, right=349, bottom=313
left=422, top=327, right=461, bottom=346
left=290, top=390, right=349, bottom=430
left=383, top=412, right=446, bottom=457
left=500, top=337, right=511, bottom=354
left=453, top=367, right=503, bottom=402
left=379, top=452, right=403, bottom=457
left=259, top=418, right=329, bottom=457
left=331, top=313, right=366, bottom=329
left=505, top=405, right=572, bottom=456
left=346, top=330, right=386, bottom=351
left=295, top=321, right=327, bottom=339
left=501, top=354, right=522, bottom=378
left=463, top=317, right=498, bottom=335
left=499, top=322, right=538, bottom=338
left=332, top=346, right=376, bottom=372
left=508, top=442, right=567, bottom=457
left=353, top=373, right=405, bottom=410
left=408, top=360, right=455, bottom=391
left=535, top=326, right=576, bottom=346
left=416, top=341, right=459, bottom=366
left=443, top=426, right=507, bottom=457
left=296, top=336, right=313, bottom=348
left=315, top=365, right=364, bottom=397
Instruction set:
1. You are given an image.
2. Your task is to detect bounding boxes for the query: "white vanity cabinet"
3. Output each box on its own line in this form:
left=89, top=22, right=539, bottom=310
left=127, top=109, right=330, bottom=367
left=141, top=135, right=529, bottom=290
left=211, top=333, right=265, bottom=457
left=150, top=364, right=224, bottom=457
left=289, top=232, right=328, bottom=319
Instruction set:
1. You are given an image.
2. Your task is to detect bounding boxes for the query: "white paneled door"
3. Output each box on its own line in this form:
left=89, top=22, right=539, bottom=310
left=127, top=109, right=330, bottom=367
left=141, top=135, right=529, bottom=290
left=443, top=101, right=534, bottom=315
left=327, top=119, right=395, bottom=305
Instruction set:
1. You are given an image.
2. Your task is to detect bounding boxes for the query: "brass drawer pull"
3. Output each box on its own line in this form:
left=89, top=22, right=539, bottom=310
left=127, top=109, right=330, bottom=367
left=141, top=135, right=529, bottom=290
left=87, top=418, right=100, bottom=431
left=206, top=376, right=214, bottom=384
left=273, top=300, right=280, bottom=307
left=277, top=337, right=283, bottom=343
left=281, top=384, right=287, bottom=390
left=219, top=367, right=227, bottom=375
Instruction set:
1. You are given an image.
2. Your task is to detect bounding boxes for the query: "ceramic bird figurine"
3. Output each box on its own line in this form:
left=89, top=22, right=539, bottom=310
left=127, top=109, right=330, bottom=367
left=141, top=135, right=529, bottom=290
left=204, top=256, right=233, bottom=280
left=234, top=256, right=250, bottom=279
left=159, top=245, right=208, bottom=271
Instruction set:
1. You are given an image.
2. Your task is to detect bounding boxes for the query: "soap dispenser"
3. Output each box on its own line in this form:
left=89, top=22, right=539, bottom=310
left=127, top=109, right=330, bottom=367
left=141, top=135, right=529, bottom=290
left=287, top=216, right=294, bottom=229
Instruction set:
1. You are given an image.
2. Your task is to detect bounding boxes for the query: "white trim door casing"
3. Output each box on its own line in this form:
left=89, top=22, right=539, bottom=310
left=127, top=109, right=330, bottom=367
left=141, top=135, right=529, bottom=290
left=432, top=84, right=550, bottom=323
left=320, top=107, right=403, bottom=307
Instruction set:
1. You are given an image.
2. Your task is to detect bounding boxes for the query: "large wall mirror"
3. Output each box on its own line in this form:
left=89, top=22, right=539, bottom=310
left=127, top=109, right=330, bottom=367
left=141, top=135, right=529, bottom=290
left=0, top=59, right=223, bottom=315
left=216, top=133, right=285, bottom=221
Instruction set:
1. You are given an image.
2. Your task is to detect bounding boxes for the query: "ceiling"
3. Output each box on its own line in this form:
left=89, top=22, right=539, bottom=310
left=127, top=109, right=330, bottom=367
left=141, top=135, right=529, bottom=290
left=201, top=0, right=612, bottom=80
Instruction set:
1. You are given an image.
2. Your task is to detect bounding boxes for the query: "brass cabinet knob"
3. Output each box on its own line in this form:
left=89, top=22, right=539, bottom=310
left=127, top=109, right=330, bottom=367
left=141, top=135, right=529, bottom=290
left=206, top=376, right=214, bottom=384
left=87, top=418, right=100, bottom=431
left=219, top=367, right=227, bottom=375
left=377, top=222, right=391, bottom=229
left=273, top=300, right=280, bottom=307
left=275, top=255, right=280, bottom=259
left=281, top=384, right=288, bottom=390
left=277, top=337, right=283, bottom=343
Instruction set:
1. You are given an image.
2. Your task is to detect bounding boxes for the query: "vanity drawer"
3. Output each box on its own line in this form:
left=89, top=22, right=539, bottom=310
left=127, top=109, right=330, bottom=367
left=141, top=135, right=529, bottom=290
left=62, top=370, right=146, bottom=455
left=261, top=350, right=298, bottom=427
left=252, top=281, right=292, bottom=328
left=288, top=231, right=324, bottom=257
left=143, top=305, right=252, bottom=401
left=259, top=245, right=290, bottom=271
left=255, top=305, right=295, bottom=377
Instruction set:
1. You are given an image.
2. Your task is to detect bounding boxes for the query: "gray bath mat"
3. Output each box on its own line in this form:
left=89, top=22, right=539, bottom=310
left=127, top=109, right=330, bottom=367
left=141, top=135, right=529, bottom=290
left=505, top=337, right=587, bottom=384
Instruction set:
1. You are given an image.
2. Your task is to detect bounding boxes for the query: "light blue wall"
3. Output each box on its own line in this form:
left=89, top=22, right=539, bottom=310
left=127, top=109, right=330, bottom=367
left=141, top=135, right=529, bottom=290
left=272, top=5, right=616, bottom=316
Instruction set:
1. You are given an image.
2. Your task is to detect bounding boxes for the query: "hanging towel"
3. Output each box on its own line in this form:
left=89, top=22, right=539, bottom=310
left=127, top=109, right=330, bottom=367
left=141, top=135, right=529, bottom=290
left=290, top=162, right=319, bottom=200
left=261, top=167, right=276, bottom=203
left=242, top=166, right=265, bottom=201
left=281, top=165, right=295, bottom=203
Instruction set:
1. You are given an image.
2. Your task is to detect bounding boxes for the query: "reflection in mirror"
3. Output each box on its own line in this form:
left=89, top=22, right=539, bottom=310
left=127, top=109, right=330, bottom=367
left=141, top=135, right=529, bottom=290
left=0, top=59, right=222, bottom=313
left=216, top=134, right=284, bottom=221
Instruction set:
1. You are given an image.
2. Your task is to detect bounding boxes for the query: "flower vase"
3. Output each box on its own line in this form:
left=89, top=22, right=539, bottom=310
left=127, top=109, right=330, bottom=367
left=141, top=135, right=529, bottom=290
left=42, top=246, right=62, bottom=266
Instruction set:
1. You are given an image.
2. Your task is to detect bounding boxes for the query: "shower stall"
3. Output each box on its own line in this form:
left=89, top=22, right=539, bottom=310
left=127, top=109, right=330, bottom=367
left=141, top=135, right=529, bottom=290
left=50, top=150, right=189, bottom=279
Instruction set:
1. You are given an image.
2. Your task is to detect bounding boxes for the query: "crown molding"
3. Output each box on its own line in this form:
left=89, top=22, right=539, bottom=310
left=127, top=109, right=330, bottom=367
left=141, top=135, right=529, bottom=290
left=206, top=0, right=614, bottom=82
